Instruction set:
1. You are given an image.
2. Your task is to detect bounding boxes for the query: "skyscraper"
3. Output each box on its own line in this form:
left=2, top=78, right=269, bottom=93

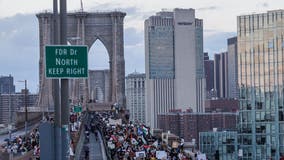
left=214, top=52, right=228, bottom=98
left=214, top=54, right=221, bottom=98
left=238, top=10, right=284, bottom=159
left=145, top=8, right=205, bottom=127
left=0, top=75, right=15, bottom=94
left=126, top=72, right=146, bottom=123
left=204, top=52, right=214, bottom=98
left=227, top=37, right=239, bottom=99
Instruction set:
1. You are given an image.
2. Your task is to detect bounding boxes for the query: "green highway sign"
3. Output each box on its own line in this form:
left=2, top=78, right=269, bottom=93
left=74, top=105, right=82, bottom=113
left=45, top=45, right=88, bottom=78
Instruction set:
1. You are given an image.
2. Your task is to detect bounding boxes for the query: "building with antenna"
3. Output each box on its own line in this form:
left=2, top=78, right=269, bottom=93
left=145, top=8, right=205, bottom=128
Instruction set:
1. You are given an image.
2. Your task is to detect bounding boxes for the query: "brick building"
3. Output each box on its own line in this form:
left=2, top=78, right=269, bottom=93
left=0, top=90, right=38, bottom=124
left=205, top=98, right=239, bottom=112
left=157, top=112, right=238, bottom=148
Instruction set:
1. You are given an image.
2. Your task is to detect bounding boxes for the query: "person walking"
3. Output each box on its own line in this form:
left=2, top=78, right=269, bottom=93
left=94, top=130, right=98, bottom=141
left=84, top=146, right=89, bottom=160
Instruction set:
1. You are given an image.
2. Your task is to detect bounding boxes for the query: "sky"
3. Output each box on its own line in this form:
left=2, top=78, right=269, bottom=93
left=0, top=0, right=284, bottom=93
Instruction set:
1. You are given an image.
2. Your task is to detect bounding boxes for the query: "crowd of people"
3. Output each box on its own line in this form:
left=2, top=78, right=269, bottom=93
left=0, top=110, right=83, bottom=159
left=89, top=111, right=193, bottom=160
left=2, top=128, right=40, bottom=159
left=1, top=110, right=198, bottom=160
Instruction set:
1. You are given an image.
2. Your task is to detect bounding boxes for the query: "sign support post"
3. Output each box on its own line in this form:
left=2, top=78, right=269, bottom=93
left=46, top=2, right=88, bottom=159
left=45, top=45, right=88, bottom=160
left=52, top=1, right=61, bottom=159
left=60, top=1, right=68, bottom=159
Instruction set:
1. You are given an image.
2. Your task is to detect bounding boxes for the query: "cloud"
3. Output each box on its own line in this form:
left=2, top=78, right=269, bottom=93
left=88, top=3, right=146, bottom=31
left=124, top=27, right=144, bottom=45
left=89, top=2, right=138, bottom=13
left=257, top=2, right=269, bottom=8
left=124, top=27, right=145, bottom=74
left=261, top=2, right=269, bottom=7
left=0, top=11, right=238, bottom=93
left=0, top=12, right=146, bottom=92
left=125, top=43, right=144, bottom=49
left=0, top=13, right=39, bottom=93
left=197, top=6, right=218, bottom=11
left=204, top=31, right=236, bottom=58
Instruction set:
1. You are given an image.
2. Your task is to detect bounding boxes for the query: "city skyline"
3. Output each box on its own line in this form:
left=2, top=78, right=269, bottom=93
left=1, top=0, right=284, bottom=93
left=1, top=2, right=284, bottom=159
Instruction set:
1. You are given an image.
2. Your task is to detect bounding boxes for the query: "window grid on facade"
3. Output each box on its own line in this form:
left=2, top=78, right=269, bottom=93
left=126, top=73, right=146, bottom=124
left=238, top=10, right=284, bottom=160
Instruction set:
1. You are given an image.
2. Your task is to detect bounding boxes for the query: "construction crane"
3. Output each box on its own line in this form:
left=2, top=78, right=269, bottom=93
left=80, top=0, right=84, bottom=12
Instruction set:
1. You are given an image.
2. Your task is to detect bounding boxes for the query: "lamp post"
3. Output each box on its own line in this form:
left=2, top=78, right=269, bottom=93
left=18, top=80, right=27, bottom=138
left=8, top=83, right=12, bottom=141
left=8, top=80, right=12, bottom=160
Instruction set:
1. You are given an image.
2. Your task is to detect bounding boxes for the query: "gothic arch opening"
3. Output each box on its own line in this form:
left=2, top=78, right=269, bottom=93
left=88, top=39, right=109, bottom=70
left=37, top=11, right=126, bottom=110
left=88, top=39, right=110, bottom=103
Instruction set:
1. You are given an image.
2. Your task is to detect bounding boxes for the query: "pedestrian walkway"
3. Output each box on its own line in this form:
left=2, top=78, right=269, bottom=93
left=89, top=131, right=106, bottom=160
left=79, top=130, right=106, bottom=160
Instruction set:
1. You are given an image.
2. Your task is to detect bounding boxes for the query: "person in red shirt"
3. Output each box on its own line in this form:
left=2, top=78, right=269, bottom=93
left=280, top=153, right=284, bottom=160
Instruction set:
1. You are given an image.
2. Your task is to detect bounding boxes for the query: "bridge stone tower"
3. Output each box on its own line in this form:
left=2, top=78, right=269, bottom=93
left=36, top=11, right=126, bottom=111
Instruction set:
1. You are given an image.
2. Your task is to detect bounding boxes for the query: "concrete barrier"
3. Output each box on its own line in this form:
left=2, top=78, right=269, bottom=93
left=15, top=112, right=43, bottom=129
left=14, top=150, right=34, bottom=160
left=74, top=124, right=85, bottom=160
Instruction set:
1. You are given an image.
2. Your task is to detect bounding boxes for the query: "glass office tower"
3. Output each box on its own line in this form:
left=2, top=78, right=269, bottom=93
left=145, top=9, right=205, bottom=128
left=238, top=10, right=284, bottom=159
left=199, top=131, right=238, bottom=160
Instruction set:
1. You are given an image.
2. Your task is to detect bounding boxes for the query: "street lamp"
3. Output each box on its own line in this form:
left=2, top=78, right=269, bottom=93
left=8, top=82, right=12, bottom=141
left=18, top=80, right=28, bottom=139
left=8, top=81, right=13, bottom=160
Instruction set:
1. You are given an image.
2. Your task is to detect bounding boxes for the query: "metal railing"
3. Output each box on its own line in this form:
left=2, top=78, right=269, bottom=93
left=74, top=113, right=87, bottom=160
left=97, top=126, right=112, bottom=160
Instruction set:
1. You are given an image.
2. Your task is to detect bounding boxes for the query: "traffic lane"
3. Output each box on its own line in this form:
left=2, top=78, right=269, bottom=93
left=0, top=122, right=40, bottom=143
